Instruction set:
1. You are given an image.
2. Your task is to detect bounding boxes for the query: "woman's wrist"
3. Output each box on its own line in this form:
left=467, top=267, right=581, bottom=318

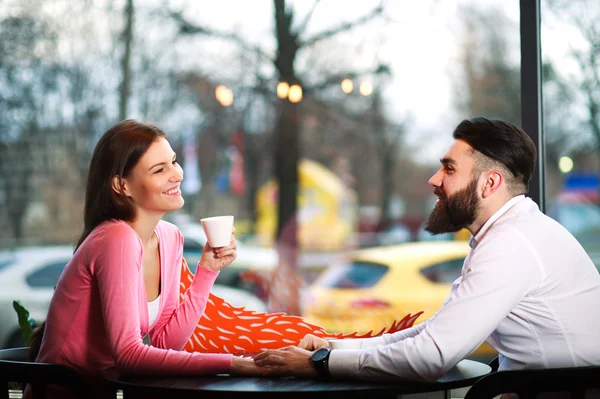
left=230, top=356, right=250, bottom=374
left=196, top=263, right=220, bottom=274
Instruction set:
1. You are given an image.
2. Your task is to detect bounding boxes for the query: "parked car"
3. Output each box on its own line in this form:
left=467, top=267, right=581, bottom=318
left=0, top=246, right=266, bottom=349
left=172, top=215, right=343, bottom=290
left=176, top=221, right=279, bottom=293
left=301, top=240, right=496, bottom=357
left=546, top=196, right=600, bottom=268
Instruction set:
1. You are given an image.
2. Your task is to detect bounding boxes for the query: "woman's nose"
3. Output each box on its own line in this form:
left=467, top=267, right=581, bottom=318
left=170, top=164, right=184, bottom=181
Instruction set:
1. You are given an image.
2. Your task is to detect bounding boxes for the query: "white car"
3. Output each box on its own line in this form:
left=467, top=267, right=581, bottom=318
left=177, top=221, right=278, bottom=271
left=0, top=246, right=267, bottom=349
left=174, top=220, right=279, bottom=293
left=175, top=218, right=340, bottom=288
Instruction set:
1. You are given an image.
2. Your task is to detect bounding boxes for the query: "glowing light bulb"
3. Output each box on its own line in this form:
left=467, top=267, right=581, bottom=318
left=558, top=156, right=574, bottom=174
left=288, top=84, right=303, bottom=103
left=341, top=79, right=353, bottom=94
left=359, top=81, right=373, bottom=96
left=277, top=82, right=289, bottom=99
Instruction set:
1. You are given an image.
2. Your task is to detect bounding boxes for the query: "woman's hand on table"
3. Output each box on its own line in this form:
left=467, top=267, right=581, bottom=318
left=298, top=334, right=330, bottom=351
left=199, top=227, right=237, bottom=272
left=253, top=346, right=318, bottom=378
left=230, top=355, right=267, bottom=376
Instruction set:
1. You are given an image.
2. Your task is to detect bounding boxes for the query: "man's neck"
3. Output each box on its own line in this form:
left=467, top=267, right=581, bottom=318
left=467, top=194, right=516, bottom=236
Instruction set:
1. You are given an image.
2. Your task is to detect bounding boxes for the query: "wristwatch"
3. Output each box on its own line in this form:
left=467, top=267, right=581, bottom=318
left=311, top=347, right=331, bottom=378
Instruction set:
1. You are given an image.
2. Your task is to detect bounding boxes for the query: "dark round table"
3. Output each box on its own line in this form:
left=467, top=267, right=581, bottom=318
left=104, top=359, right=491, bottom=399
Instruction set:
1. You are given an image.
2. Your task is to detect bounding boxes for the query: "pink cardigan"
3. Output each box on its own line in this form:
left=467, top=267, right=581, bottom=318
left=36, top=219, right=232, bottom=381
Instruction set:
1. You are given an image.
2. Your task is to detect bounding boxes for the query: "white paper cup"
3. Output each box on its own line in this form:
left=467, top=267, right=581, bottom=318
left=327, top=339, right=357, bottom=350
left=200, top=215, right=234, bottom=248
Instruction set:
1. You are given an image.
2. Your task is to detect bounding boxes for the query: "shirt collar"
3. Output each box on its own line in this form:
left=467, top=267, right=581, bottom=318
left=469, top=195, right=526, bottom=249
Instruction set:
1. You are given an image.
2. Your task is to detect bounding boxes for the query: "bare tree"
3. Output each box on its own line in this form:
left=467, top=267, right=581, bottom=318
left=169, top=0, right=386, bottom=314
left=454, top=2, right=597, bottom=201
left=454, top=5, right=521, bottom=124
left=545, top=0, right=600, bottom=159
left=0, top=15, right=58, bottom=245
left=119, top=0, right=135, bottom=120
left=370, top=84, right=403, bottom=230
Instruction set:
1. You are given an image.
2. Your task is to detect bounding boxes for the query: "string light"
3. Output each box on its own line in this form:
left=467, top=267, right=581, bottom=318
left=215, top=85, right=233, bottom=107
left=277, top=82, right=289, bottom=99
left=288, top=84, right=303, bottom=103
left=341, top=79, right=353, bottom=94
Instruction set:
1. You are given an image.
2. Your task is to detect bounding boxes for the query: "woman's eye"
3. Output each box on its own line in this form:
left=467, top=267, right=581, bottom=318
left=154, top=168, right=164, bottom=174
left=172, top=160, right=178, bottom=165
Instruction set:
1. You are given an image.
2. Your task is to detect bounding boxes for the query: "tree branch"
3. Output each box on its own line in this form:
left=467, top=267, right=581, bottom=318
left=300, top=2, right=385, bottom=48
left=304, top=64, right=391, bottom=94
left=168, top=10, right=274, bottom=64
left=295, top=0, right=321, bottom=36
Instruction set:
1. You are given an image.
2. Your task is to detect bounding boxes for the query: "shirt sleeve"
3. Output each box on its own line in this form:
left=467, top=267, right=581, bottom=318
left=93, top=223, right=232, bottom=376
left=149, top=227, right=218, bottom=350
left=150, top=266, right=218, bottom=350
left=328, top=230, right=542, bottom=382
left=329, top=321, right=430, bottom=350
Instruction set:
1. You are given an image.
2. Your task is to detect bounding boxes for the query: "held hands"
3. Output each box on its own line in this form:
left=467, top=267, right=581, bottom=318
left=199, top=227, right=237, bottom=273
left=230, top=356, right=266, bottom=377
left=231, top=333, right=330, bottom=378
left=253, top=346, right=318, bottom=378
left=298, top=334, right=331, bottom=351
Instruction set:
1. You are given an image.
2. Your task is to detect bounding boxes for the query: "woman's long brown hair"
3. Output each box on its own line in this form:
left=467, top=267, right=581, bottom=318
left=28, top=120, right=166, bottom=362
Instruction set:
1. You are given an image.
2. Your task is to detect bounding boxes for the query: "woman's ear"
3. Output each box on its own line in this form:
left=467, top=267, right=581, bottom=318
left=111, top=176, right=129, bottom=196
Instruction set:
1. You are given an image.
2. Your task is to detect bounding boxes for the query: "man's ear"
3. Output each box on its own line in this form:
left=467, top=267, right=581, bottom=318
left=481, top=170, right=503, bottom=198
left=111, top=176, right=130, bottom=197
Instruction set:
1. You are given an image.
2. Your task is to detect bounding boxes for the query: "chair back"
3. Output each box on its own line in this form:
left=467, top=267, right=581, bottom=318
left=464, top=364, right=600, bottom=399
left=488, top=355, right=499, bottom=372
left=0, top=347, right=92, bottom=399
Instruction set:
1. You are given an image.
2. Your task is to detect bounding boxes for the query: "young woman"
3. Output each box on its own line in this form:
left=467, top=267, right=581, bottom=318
left=25, top=120, right=262, bottom=398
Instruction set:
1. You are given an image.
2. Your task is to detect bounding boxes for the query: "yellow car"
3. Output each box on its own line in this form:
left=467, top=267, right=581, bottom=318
left=302, top=240, right=496, bottom=357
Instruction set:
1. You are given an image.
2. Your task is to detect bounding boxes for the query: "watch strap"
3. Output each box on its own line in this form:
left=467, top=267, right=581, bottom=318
left=312, top=348, right=331, bottom=378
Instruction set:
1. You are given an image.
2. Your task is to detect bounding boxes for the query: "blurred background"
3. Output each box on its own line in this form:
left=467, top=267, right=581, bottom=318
left=1, top=0, right=599, bottom=365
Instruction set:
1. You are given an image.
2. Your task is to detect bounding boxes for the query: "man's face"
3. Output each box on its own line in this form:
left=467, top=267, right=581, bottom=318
left=425, top=140, right=482, bottom=234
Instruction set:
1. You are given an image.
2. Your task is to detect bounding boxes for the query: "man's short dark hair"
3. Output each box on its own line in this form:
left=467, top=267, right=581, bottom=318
left=452, top=117, right=537, bottom=195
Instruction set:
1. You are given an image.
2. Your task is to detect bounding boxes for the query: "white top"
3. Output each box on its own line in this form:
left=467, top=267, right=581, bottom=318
left=147, top=294, right=161, bottom=328
left=328, top=196, right=600, bottom=381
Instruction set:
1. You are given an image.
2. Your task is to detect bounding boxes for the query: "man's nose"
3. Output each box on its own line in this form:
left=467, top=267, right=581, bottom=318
left=428, top=170, right=442, bottom=187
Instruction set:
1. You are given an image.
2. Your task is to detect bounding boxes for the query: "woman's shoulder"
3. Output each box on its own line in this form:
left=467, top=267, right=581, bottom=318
left=156, top=220, right=183, bottom=243
left=86, top=219, right=141, bottom=247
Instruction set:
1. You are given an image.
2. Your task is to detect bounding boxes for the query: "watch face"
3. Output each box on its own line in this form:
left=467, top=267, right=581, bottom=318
left=312, top=347, right=330, bottom=362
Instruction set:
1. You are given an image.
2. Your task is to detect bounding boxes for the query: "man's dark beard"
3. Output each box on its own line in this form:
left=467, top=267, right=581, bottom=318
left=424, top=177, right=481, bottom=235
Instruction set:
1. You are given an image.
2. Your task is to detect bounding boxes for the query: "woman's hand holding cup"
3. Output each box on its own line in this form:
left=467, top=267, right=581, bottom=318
left=199, top=216, right=237, bottom=272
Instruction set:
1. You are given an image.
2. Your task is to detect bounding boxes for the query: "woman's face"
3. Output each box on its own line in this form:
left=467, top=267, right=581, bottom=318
left=122, top=137, right=184, bottom=216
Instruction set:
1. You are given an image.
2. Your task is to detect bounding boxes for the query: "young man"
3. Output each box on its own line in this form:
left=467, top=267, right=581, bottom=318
left=254, top=117, right=600, bottom=381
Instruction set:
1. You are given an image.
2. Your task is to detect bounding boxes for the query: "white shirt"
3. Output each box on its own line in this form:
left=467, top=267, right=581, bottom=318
left=147, top=294, right=161, bottom=328
left=328, top=196, right=600, bottom=381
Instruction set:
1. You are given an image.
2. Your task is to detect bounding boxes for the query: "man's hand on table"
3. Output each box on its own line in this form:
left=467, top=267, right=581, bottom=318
left=298, top=334, right=331, bottom=351
left=253, top=346, right=319, bottom=378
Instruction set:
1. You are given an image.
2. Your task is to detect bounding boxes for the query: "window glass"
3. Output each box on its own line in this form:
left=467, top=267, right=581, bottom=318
left=0, top=0, right=520, bottom=360
left=183, top=237, right=204, bottom=253
left=0, top=255, right=15, bottom=272
left=26, top=261, right=69, bottom=288
left=541, top=0, right=600, bottom=270
left=420, top=257, right=465, bottom=284
left=319, top=261, right=388, bottom=289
